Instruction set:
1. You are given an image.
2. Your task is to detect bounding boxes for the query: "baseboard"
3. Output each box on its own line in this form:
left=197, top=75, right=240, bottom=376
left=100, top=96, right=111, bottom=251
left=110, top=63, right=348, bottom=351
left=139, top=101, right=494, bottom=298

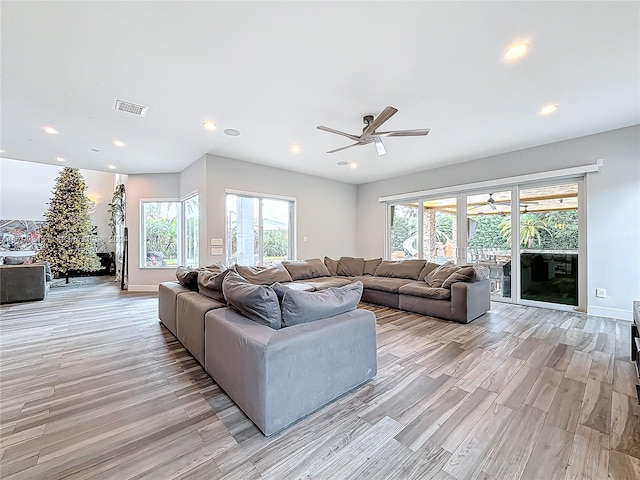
left=127, top=284, right=159, bottom=292
left=587, top=305, right=632, bottom=321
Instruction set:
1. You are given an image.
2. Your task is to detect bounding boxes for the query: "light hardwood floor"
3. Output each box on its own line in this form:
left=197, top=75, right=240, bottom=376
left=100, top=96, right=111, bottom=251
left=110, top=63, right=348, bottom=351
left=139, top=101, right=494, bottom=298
left=1, top=278, right=639, bottom=479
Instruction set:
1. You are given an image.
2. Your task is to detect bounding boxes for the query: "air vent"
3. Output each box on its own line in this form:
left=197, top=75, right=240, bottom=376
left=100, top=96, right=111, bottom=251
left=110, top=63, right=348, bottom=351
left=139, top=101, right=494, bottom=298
left=113, top=99, right=148, bottom=117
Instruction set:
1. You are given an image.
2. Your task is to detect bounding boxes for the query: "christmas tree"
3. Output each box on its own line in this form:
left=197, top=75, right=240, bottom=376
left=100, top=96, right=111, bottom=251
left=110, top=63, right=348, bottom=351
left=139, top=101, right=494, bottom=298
left=35, top=167, right=100, bottom=282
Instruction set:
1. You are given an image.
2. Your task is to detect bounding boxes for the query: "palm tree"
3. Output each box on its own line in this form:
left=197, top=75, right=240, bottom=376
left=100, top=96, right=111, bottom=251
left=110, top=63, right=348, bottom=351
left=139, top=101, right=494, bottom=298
left=500, top=214, right=550, bottom=248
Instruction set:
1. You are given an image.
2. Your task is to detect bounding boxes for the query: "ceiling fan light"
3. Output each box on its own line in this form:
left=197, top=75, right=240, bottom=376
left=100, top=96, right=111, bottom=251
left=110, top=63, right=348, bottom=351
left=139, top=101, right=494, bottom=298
left=374, top=137, right=387, bottom=156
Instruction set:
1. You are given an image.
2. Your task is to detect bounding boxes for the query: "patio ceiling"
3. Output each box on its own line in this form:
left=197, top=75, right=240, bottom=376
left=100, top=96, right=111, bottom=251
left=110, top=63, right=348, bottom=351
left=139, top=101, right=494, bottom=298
left=407, top=183, right=579, bottom=216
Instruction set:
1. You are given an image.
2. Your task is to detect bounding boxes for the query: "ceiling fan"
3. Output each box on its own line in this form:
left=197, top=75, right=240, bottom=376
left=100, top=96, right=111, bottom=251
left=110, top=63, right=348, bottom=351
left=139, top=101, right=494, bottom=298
left=469, top=193, right=540, bottom=212
left=317, top=106, right=430, bottom=156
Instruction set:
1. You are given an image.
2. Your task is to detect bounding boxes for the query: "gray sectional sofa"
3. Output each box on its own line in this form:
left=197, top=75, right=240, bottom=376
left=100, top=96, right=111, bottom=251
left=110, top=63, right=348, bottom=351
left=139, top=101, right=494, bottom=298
left=158, top=256, right=490, bottom=435
left=0, top=262, right=52, bottom=304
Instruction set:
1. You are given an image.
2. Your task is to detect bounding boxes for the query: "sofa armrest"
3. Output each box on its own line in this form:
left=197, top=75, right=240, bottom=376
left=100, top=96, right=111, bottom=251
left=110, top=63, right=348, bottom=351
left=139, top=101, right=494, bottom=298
left=204, top=308, right=377, bottom=435
left=450, top=279, right=491, bottom=323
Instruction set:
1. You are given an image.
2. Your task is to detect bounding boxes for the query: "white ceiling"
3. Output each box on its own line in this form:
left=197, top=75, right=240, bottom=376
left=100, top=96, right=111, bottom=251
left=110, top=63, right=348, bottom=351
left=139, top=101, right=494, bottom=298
left=1, top=1, right=638, bottom=185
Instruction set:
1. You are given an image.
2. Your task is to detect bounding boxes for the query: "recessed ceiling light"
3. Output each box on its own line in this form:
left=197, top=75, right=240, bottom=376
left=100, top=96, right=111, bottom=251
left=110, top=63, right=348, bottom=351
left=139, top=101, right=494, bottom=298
left=0, top=149, right=4, bottom=153
left=113, top=140, right=125, bottom=147
left=539, top=104, right=559, bottom=115
left=107, top=164, right=116, bottom=170
left=203, top=121, right=217, bottom=131
left=43, top=126, right=59, bottom=135
left=291, top=144, right=301, bottom=154
left=350, top=162, right=358, bottom=169
left=56, top=157, right=66, bottom=162
left=224, top=128, right=240, bottom=137
left=337, top=161, right=348, bottom=166
left=504, top=43, right=529, bottom=61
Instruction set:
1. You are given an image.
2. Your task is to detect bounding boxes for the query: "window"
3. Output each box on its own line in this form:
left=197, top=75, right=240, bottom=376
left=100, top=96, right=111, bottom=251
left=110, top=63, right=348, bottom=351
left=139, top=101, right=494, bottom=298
left=141, top=194, right=200, bottom=268
left=183, top=194, right=199, bottom=268
left=225, top=192, right=295, bottom=266
left=141, top=201, right=180, bottom=267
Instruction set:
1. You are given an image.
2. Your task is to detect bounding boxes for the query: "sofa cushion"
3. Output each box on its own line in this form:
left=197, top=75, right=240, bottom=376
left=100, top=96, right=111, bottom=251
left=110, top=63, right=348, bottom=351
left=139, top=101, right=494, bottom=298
left=418, top=262, right=440, bottom=281
left=357, top=275, right=413, bottom=293
left=294, top=276, right=353, bottom=291
left=3, top=256, right=25, bottom=265
left=373, top=259, right=426, bottom=280
left=282, top=258, right=331, bottom=280
left=235, top=263, right=293, bottom=285
left=222, top=271, right=281, bottom=329
left=337, top=257, right=365, bottom=277
left=198, top=268, right=232, bottom=302
left=324, top=257, right=339, bottom=276
left=363, top=258, right=383, bottom=276
left=398, top=282, right=452, bottom=299
left=176, top=266, right=200, bottom=291
left=281, top=281, right=363, bottom=327
left=425, top=262, right=459, bottom=288
left=442, top=266, right=476, bottom=289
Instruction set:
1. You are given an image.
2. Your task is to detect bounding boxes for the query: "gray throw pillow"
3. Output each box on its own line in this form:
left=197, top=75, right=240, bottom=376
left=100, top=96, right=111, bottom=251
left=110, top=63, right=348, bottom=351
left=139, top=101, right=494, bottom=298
left=363, top=258, right=383, bottom=276
left=441, top=266, right=476, bottom=289
left=176, top=266, right=200, bottom=291
left=198, top=268, right=231, bottom=302
left=324, top=257, right=339, bottom=276
left=3, top=256, right=25, bottom=265
left=337, top=257, right=365, bottom=277
left=418, top=262, right=440, bottom=281
left=282, top=258, right=331, bottom=280
left=281, top=281, right=363, bottom=327
left=235, top=263, right=293, bottom=285
left=425, top=262, right=460, bottom=288
left=222, top=271, right=281, bottom=329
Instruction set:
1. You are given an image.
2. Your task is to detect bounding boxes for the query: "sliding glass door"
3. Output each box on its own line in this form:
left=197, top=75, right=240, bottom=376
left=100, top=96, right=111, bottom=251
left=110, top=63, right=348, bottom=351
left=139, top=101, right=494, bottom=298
left=464, top=190, right=513, bottom=300
left=387, top=179, right=583, bottom=311
left=518, top=182, right=579, bottom=306
left=422, top=197, right=458, bottom=264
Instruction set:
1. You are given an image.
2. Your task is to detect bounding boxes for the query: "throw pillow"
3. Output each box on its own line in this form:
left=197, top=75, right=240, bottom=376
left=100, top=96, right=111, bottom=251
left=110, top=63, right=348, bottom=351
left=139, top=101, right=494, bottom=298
left=441, top=266, right=476, bottom=289
left=175, top=266, right=200, bottom=291
left=281, top=281, right=363, bottom=327
left=270, top=282, right=289, bottom=304
left=373, top=259, right=426, bottom=280
left=336, top=257, right=365, bottom=277
left=282, top=258, right=331, bottom=280
left=198, top=268, right=231, bottom=302
left=363, top=258, right=382, bottom=276
left=3, top=256, right=24, bottom=265
left=425, top=262, right=460, bottom=288
left=324, top=257, right=339, bottom=276
left=222, top=271, right=281, bottom=329
left=418, top=262, right=440, bottom=281
left=235, top=263, right=293, bottom=285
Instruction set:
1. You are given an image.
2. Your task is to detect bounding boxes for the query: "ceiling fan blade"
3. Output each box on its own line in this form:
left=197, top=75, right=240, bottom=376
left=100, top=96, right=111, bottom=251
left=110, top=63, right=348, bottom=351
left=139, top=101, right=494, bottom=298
left=374, top=137, right=387, bottom=156
left=326, top=142, right=365, bottom=154
left=361, top=106, right=398, bottom=139
left=373, top=128, right=430, bottom=137
left=317, top=126, right=361, bottom=142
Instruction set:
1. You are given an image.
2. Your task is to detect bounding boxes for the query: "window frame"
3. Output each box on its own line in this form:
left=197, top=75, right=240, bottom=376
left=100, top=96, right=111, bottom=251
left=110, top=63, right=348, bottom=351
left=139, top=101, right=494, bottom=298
left=139, top=198, right=182, bottom=269
left=225, top=190, right=296, bottom=266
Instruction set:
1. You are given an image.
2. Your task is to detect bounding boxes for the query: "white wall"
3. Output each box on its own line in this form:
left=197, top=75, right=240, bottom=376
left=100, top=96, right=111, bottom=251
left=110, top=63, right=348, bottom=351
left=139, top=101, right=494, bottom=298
left=203, top=154, right=357, bottom=266
left=0, top=158, right=116, bottom=251
left=356, top=125, right=640, bottom=320
left=179, top=156, right=208, bottom=267
left=126, top=173, right=180, bottom=290
left=126, top=155, right=357, bottom=290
